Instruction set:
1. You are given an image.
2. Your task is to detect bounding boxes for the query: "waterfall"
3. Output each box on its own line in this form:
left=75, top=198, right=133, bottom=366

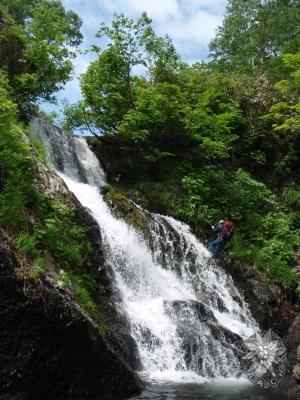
left=31, top=118, right=260, bottom=383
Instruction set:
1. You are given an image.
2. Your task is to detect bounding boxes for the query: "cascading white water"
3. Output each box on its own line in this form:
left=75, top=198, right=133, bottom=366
left=31, top=118, right=260, bottom=383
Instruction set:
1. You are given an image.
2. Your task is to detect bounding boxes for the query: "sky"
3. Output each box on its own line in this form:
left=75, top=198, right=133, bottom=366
left=42, top=0, right=227, bottom=115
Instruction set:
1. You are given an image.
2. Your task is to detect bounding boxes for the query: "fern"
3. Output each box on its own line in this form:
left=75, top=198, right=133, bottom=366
left=14, top=232, right=37, bottom=256
left=282, top=186, right=300, bottom=207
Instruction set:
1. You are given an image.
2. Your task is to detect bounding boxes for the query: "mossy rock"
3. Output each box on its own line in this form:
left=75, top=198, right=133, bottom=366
left=103, top=184, right=150, bottom=235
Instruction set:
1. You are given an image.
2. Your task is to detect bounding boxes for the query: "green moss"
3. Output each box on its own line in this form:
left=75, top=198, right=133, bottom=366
left=96, top=323, right=108, bottom=336
left=35, top=197, right=91, bottom=272
left=104, top=184, right=149, bottom=234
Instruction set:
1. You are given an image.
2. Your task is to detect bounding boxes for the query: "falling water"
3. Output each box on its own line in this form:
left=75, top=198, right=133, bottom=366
left=31, top=117, right=260, bottom=383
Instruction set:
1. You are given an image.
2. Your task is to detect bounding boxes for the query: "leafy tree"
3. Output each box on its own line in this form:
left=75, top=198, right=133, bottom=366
left=66, top=13, right=182, bottom=136
left=117, top=82, right=187, bottom=179
left=269, top=53, right=300, bottom=131
left=80, top=46, right=134, bottom=135
left=95, top=12, right=182, bottom=85
left=0, top=0, right=82, bottom=104
left=181, top=68, right=242, bottom=160
left=210, top=0, right=300, bottom=75
left=144, top=34, right=184, bottom=83
left=264, top=53, right=300, bottom=177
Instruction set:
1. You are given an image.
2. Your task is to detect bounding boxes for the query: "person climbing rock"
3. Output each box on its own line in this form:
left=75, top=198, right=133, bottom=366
left=208, top=219, right=234, bottom=258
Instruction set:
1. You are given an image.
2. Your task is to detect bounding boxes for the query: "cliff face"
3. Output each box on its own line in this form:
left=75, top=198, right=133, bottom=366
left=0, top=151, right=143, bottom=399
left=0, top=230, right=140, bottom=400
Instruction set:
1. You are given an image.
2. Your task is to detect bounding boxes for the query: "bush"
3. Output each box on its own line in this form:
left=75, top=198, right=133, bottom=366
left=230, top=234, right=296, bottom=288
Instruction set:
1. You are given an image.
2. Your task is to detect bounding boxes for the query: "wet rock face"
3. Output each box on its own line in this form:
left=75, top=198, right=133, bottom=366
left=225, top=259, right=289, bottom=335
left=164, top=300, right=245, bottom=377
left=293, top=343, right=300, bottom=389
left=225, top=257, right=300, bottom=396
left=0, top=236, right=143, bottom=400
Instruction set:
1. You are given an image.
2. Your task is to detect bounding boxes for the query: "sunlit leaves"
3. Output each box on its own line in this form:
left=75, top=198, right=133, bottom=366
left=0, top=0, right=82, bottom=102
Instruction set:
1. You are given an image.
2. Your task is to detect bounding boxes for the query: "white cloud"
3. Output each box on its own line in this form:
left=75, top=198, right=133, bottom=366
left=126, top=0, right=180, bottom=22
left=179, top=0, right=227, bottom=14
left=164, top=10, right=222, bottom=43
left=73, top=52, right=95, bottom=76
left=95, top=0, right=223, bottom=58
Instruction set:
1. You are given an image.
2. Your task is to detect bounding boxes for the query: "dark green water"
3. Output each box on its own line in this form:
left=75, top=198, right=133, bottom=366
left=130, top=380, right=296, bottom=400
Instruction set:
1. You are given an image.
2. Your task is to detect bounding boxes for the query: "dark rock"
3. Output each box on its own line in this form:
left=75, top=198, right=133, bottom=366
left=223, top=257, right=300, bottom=396
left=224, top=259, right=287, bottom=335
left=164, top=299, right=217, bottom=324
left=0, top=238, right=143, bottom=400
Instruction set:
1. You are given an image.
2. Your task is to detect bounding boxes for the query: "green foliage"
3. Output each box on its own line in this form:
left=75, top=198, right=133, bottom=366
left=91, top=66, right=243, bottom=183
left=269, top=54, right=300, bottom=132
left=59, top=270, right=98, bottom=316
left=0, top=73, right=37, bottom=229
left=176, top=168, right=299, bottom=286
left=181, top=70, right=242, bottom=160
left=230, top=234, right=296, bottom=288
left=0, top=0, right=82, bottom=103
left=81, top=46, right=134, bottom=135
left=25, top=129, right=47, bottom=163
left=118, top=82, right=188, bottom=159
left=282, top=186, right=300, bottom=208
left=95, top=12, right=182, bottom=84
left=35, top=198, right=88, bottom=272
left=64, top=13, right=182, bottom=135
left=14, top=232, right=37, bottom=255
left=179, top=168, right=275, bottom=231
left=28, top=256, right=47, bottom=279
left=210, top=0, right=300, bottom=75
left=261, top=53, right=300, bottom=177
